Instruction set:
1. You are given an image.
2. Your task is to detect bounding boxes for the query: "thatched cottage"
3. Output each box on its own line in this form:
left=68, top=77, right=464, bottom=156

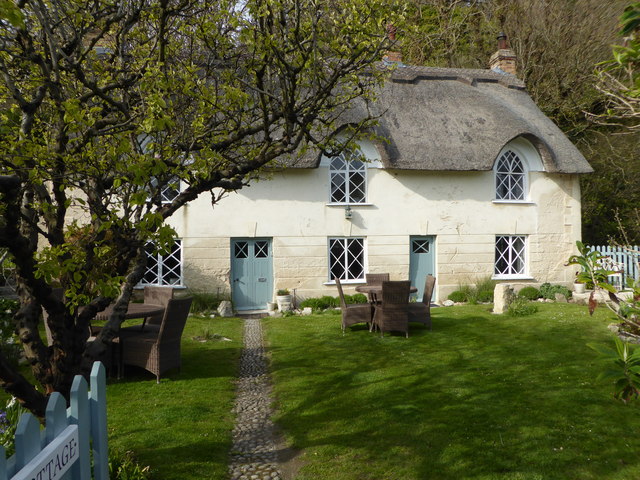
left=149, top=39, right=592, bottom=309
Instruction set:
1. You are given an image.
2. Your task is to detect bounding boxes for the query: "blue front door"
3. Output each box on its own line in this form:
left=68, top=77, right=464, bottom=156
left=409, top=236, right=435, bottom=300
left=231, top=238, right=273, bottom=311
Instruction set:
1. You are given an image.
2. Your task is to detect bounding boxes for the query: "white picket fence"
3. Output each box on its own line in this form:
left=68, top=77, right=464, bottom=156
left=0, top=362, right=108, bottom=480
left=589, top=245, right=640, bottom=287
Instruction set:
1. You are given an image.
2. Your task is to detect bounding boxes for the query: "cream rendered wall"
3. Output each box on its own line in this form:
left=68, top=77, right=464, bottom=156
left=168, top=164, right=582, bottom=304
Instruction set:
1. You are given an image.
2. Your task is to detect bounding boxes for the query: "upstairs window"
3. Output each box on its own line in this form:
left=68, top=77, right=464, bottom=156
left=493, top=137, right=544, bottom=202
left=142, top=240, right=183, bottom=286
left=329, top=149, right=367, bottom=204
left=495, top=150, right=525, bottom=200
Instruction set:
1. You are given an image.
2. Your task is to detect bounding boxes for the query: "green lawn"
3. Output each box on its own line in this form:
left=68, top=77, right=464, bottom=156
left=264, top=303, right=640, bottom=480
left=105, top=315, right=243, bottom=479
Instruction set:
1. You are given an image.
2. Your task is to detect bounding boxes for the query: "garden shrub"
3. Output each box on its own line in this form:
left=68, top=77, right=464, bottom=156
left=448, top=290, right=467, bottom=303
left=507, top=297, right=539, bottom=316
left=518, top=286, right=541, bottom=301
left=300, top=295, right=341, bottom=312
left=476, top=289, right=494, bottom=303
left=344, top=293, right=368, bottom=304
left=539, top=282, right=572, bottom=300
left=474, top=276, right=497, bottom=302
left=187, top=290, right=225, bottom=314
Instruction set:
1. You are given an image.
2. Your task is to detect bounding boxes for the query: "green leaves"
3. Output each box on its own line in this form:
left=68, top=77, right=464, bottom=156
left=0, top=1, right=24, bottom=28
left=589, top=337, right=640, bottom=403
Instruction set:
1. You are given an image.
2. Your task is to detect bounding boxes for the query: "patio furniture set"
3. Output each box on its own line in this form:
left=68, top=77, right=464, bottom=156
left=336, top=273, right=436, bottom=337
left=43, top=286, right=192, bottom=382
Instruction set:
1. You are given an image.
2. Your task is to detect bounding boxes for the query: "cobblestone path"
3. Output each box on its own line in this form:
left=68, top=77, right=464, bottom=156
left=229, top=318, right=283, bottom=480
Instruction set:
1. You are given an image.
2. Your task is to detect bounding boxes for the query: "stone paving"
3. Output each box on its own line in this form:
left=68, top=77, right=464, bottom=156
left=229, top=318, right=283, bottom=480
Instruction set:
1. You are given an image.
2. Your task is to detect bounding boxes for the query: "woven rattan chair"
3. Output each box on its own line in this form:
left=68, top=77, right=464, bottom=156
left=143, top=286, right=175, bottom=328
left=120, top=296, right=193, bottom=382
left=408, top=275, right=436, bottom=330
left=365, top=273, right=390, bottom=303
left=335, top=277, right=373, bottom=333
left=373, top=281, right=411, bottom=338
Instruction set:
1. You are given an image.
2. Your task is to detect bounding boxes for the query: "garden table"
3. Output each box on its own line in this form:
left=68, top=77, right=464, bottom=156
left=355, top=284, right=417, bottom=298
left=93, top=302, right=164, bottom=330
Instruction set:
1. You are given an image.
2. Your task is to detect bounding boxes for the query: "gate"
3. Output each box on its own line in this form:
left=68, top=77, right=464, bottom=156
left=0, top=362, right=108, bottom=480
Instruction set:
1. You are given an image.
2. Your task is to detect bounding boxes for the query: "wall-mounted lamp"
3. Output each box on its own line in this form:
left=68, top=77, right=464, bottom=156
left=345, top=205, right=353, bottom=220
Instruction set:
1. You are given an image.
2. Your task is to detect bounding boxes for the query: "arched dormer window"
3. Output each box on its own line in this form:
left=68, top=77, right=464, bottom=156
left=493, top=137, right=543, bottom=202
left=321, top=138, right=382, bottom=205
left=495, top=150, right=525, bottom=200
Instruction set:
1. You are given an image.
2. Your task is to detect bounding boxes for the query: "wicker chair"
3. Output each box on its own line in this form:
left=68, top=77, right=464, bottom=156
left=373, top=281, right=411, bottom=338
left=120, top=296, right=193, bottom=382
left=335, top=277, right=373, bottom=333
left=365, top=273, right=390, bottom=303
left=143, top=286, right=175, bottom=328
left=408, top=275, right=436, bottom=330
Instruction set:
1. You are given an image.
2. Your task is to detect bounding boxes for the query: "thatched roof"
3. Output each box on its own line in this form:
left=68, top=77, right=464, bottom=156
left=290, top=65, right=592, bottom=174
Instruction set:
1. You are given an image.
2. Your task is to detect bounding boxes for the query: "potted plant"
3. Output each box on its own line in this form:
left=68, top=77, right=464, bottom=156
left=573, top=272, right=586, bottom=294
left=276, top=289, right=292, bottom=312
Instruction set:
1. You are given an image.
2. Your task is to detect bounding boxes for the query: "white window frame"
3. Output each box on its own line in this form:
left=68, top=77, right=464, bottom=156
left=495, top=149, right=526, bottom=201
left=160, top=178, right=181, bottom=204
left=494, top=235, right=527, bottom=278
left=320, top=138, right=382, bottom=206
left=328, top=237, right=366, bottom=283
left=141, top=239, right=183, bottom=286
left=493, top=137, right=544, bottom=204
left=328, top=148, right=368, bottom=204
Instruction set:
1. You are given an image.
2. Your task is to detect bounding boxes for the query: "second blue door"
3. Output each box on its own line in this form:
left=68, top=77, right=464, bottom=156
left=231, top=238, right=273, bottom=311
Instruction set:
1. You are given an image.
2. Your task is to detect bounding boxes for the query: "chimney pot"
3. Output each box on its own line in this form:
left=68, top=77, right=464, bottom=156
left=489, top=31, right=517, bottom=76
left=497, top=32, right=508, bottom=50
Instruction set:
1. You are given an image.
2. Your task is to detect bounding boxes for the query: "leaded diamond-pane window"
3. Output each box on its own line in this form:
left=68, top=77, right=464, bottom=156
left=494, top=235, right=526, bottom=276
left=329, top=149, right=367, bottom=204
left=329, top=238, right=365, bottom=281
left=495, top=150, right=525, bottom=200
left=142, top=240, right=183, bottom=286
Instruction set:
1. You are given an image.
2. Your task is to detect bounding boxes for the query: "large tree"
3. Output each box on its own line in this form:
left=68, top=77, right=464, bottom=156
left=0, top=0, right=397, bottom=418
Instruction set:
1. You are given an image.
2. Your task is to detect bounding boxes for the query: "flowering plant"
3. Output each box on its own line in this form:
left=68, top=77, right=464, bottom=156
left=0, top=397, right=28, bottom=457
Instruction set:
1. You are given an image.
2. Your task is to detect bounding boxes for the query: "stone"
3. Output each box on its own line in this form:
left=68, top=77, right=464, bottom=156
left=217, top=300, right=234, bottom=317
left=442, top=299, right=455, bottom=307
left=555, top=293, right=568, bottom=303
left=493, top=284, right=514, bottom=314
left=300, top=307, right=312, bottom=315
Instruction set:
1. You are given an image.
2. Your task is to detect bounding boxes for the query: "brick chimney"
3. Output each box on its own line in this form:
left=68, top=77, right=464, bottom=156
left=489, top=32, right=517, bottom=76
left=382, top=24, right=403, bottom=65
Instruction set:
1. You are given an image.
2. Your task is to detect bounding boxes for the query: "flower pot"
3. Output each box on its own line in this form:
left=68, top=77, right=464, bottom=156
left=276, top=295, right=292, bottom=312
left=574, top=282, right=586, bottom=294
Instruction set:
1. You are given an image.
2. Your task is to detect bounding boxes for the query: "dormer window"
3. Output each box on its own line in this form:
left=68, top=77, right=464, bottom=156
left=493, top=137, right=544, bottom=203
left=329, top=149, right=367, bottom=204
left=495, top=150, right=525, bottom=200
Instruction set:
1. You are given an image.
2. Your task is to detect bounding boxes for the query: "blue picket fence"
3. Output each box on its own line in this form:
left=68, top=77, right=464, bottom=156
left=0, top=362, right=108, bottom=480
left=588, top=245, right=640, bottom=287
